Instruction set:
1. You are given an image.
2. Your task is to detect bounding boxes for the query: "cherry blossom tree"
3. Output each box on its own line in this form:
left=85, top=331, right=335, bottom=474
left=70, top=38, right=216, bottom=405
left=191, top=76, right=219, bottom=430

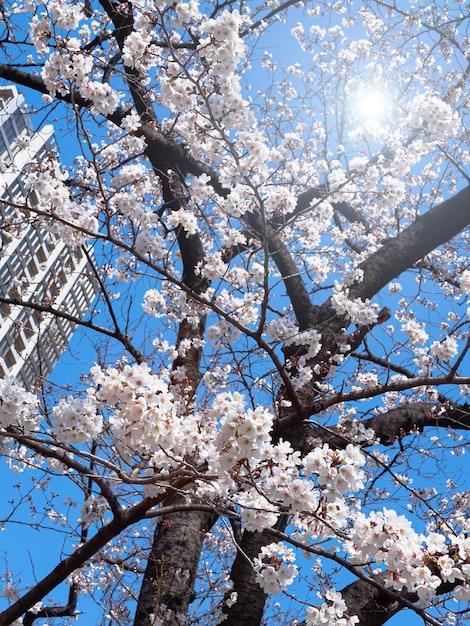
left=0, top=1, right=469, bottom=625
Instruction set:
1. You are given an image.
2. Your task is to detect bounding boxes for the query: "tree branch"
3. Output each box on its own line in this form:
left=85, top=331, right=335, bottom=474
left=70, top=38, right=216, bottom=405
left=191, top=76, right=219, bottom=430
left=351, top=185, right=470, bottom=301
left=23, top=583, right=78, bottom=626
left=0, top=497, right=158, bottom=626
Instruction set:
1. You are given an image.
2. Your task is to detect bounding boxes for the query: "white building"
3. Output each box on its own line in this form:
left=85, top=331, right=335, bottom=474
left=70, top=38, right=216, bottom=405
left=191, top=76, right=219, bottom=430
left=0, top=86, right=97, bottom=390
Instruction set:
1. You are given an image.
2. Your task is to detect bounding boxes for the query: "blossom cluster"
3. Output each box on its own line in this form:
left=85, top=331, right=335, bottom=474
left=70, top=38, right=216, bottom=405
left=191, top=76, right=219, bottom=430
left=0, top=377, right=39, bottom=432
left=344, top=509, right=470, bottom=607
left=407, top=93, right=460, bottom=138
left=306, top=589, right=358, bottom=626
left=303, top=444, right=365, bottom=499
left=89, top=363, right=178, bottom=458
left=52, top=395, right=103, bottom=444
left=401, top=319, right=429, bottom=346
left=210, top=391, right=274, bottom=483
left=430, top=336, right=459, bottom=362
left=253, top=542, right=298, bottom=595
left=207, top=399, right=366, bottom=536
left=27, top=1, right=121, bottom=114
left=79, top=494, right=109, bottom=529
left=461, top=270, right=470, bottom=296
left=331, top=287, right=379, bottom=326
left=25, top=161, right=97, bottom=245
left=2, top=364, right=470, bottom=620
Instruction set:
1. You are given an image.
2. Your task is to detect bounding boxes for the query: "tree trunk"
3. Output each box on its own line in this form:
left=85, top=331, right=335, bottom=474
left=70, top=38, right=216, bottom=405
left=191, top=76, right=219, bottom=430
left=340, top=573, right=412, bottom=626
left=221, top=529, right=270, bottom=626
left=133, top=509, right=217, bottom=626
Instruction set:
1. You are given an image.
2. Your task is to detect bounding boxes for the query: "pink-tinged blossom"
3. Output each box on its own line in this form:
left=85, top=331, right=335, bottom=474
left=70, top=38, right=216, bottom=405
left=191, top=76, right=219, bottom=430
left=202, top=251, right=227, bottom=280
left=52, top=396, right=103, bottom=444
left=174, top=1, right=201, bottom=25
left=47, top=0, right=84, bottom=30
left=253, top=542, right=298, bottom=594
left=166, top=208, right=199, bottom=235
left=237, top=491, right=279, bottom=532
left=341, top=508, right=457, bottom=606
left=449, top=533, right=470, bottom=561
left=80, top=495, right=109, bottom=529
left=2, top=584, right=19, bottom=601
left=29, top=15, right=51, bottom=55
left=41, top=50, right=93, bottom=96
left=142, top=289, right=167, bottom=318
left=425, top=532, right=448, bottom=555
left=122, top=31, right=153, bottom=69
left=354, top=372, right=379, bottom=389
left=379, top=175, right=406, bottom=209
left=409, top=566, right=442, bottom=606
left=25, top=162, right=98, bottom=244
left=265, top=316, right=299, bottom=342
left=121, top=112, right=142, bottom=133
left=89, top=362, right=206, bottom=465
left=388, top=282, right=402, bottom=294
left=437, top=555, right=462, bottom=583
left=80, top=81, right=120, bottom=116
left=303, top=444, right=365, bottom=497
left=284, top=329, right=322, bottom=362
left=135, top=227, right=166, bottom=259
left=211, top=394, right=274, bottom=476
left=454, top=583, right=470, bottom=602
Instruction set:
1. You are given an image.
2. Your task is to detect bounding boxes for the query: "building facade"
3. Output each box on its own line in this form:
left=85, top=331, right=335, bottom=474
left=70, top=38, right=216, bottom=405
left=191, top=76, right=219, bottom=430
left=0, top=86, right=97, bottom=390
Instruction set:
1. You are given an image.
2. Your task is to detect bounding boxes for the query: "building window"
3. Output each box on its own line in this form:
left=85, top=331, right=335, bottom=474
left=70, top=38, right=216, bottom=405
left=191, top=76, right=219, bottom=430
left=0, top=302, right=11, bottom=316
left=12, top=109, right=27, bottom=135
left=9, top=178, right=22, bottom=201
left=0, top=133, right=7, bottom=158
left=37, top=246, right=47, bottom=263
left=4, top=348, right=16, bottom=368
left=27, top=258, right=38, bottom=279
left=14, top=333, right=25, bottom=353
left=3, top=118, right=16, bottom=145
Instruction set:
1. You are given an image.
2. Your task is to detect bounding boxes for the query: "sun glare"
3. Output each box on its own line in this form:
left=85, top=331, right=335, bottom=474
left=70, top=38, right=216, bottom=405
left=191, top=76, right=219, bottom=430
left=351, top=86, right=390, bottom=122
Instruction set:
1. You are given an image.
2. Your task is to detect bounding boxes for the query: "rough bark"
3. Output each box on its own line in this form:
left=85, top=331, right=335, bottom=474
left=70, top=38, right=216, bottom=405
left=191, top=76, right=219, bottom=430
left=132, top=509, right=218, bottom=626
left=306, top=401, right=470, bottom=451
left=221, top=530, right=269, bottom=626
left=340, top=572, right=415, bottom=626
left=361, top=400, right=470, bottom=443
left=338, top=568, right=459, bottom=626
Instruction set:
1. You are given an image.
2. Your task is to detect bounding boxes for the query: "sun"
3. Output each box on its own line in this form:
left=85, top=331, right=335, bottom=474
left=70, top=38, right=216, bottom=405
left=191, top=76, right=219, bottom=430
left=351, top=85, right=390, bottom=122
